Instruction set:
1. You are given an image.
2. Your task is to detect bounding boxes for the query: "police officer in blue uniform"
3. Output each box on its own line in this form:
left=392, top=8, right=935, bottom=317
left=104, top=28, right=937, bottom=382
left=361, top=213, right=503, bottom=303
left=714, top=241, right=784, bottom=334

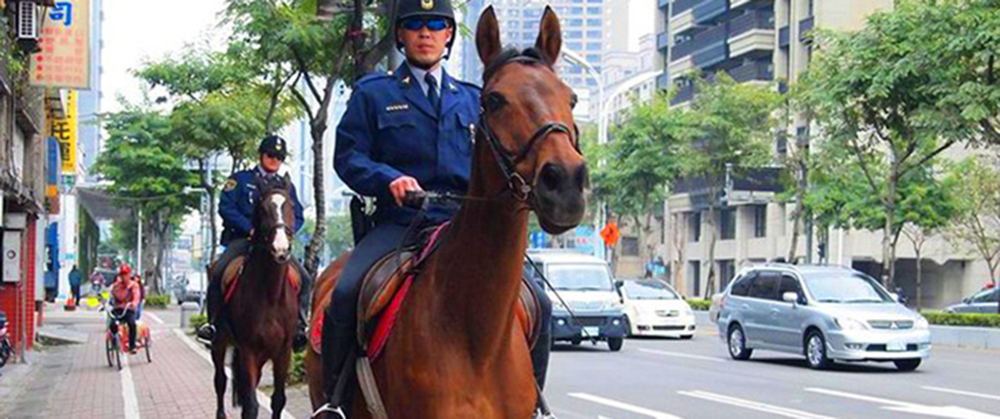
left=321, top=0, right=552, bottom=413
left=197, top=135, right=312, bottom=350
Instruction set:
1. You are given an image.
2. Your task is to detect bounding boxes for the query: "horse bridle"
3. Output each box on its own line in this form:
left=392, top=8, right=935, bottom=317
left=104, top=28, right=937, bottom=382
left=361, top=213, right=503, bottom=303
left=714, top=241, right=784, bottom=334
left=478, top=56, right=582, bottom=201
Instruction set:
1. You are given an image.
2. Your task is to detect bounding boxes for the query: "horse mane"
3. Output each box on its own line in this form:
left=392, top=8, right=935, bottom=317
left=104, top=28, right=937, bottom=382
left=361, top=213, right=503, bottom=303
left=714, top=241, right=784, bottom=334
left=482, top=47, right=551, bottom=83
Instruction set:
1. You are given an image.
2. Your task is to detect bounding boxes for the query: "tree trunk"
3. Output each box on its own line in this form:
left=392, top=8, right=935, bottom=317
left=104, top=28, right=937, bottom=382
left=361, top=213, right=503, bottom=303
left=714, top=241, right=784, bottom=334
left=673, top=213, right=685, bottom=290
left=705, top=204, right=718, bottom=297
left=787, top=156, right=807, bottom=263
left=882, top=168, right=899, bottom=288
left=915, top=246, right=922, bottom=310
left=303, top=79, right=337, bottom=278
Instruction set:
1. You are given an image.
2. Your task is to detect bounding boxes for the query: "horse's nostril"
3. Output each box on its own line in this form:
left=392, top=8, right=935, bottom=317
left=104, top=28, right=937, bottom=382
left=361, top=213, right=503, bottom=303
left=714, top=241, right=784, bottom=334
left=575, top=164, right=589, bottom=190
left=540, top=163, right=566, bottom=190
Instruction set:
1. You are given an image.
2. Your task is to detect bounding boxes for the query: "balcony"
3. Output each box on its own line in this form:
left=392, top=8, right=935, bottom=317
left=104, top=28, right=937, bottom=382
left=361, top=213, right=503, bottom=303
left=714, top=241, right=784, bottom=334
left=657, top=32, right=669, bottom=51
left=693, top=41, right=728, bottom=68
left=657, top=73, right=669, bottom=91
left=728, top=61, right=773, bottom=83
left=671, top=0, right=701, bottom=17
left=660, top=0, right=669, bottom=10
left=778, top=26, right=790, bottom=48
left=693, top=0, right=728, bottom=24
left=728, top=10, right=775, bottom=38
left=671, top=82, right=696, bottom=105
left=799, top=16, right=815, bottom=43
left=671, top=22, right=728, bottom=61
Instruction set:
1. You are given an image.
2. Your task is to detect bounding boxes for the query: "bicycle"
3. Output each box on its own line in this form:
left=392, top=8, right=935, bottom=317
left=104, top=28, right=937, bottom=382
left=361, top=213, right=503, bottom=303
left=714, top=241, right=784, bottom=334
left=101, top=299, right=152, bottom=370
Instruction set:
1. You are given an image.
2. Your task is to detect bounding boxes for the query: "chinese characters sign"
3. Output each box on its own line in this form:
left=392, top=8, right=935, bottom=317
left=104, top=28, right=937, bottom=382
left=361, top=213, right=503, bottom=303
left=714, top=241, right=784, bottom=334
left=47, top=89, right=77, bottom=174
left=29, top=0, right=91, bottom=89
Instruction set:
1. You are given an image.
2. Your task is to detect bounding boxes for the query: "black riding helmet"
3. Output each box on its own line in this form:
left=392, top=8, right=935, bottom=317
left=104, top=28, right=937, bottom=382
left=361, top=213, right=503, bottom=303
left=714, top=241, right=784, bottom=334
left=395, top=0, right=456, bottom=58
left=258, top=135, right=288, bottom=161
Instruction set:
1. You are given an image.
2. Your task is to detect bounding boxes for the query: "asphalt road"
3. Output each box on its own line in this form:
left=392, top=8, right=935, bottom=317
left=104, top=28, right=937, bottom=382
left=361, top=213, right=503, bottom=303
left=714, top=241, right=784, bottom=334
left=543, top=319, right=1000, bottom=419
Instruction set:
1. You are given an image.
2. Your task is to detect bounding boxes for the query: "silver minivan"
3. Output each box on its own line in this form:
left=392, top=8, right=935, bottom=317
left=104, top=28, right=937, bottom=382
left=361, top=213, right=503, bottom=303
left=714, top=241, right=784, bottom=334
left=716, top=264, right=931, bottom=371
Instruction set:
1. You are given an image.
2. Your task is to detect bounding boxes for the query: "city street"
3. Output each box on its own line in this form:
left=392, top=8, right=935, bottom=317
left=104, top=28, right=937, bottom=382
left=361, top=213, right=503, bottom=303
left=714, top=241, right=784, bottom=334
left=3, top=305, right=999, bottom=419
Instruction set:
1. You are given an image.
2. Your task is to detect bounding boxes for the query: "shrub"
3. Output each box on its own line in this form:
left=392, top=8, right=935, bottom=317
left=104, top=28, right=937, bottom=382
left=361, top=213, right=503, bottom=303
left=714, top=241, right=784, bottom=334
left=289, top=350, right=307, bottom=384
left=189, top=313, right=208, bottom=332
left=921, top=311, right=1000, bottom=328
left=145, top=293, right=171, bottom=308
left=687, top=299, right=711, bottom=311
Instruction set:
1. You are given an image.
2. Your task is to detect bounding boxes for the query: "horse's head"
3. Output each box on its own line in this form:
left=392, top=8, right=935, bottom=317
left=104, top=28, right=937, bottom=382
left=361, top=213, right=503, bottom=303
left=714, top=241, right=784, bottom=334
left=253, top=174, right=295, bottom=264
left=475, top=6, right=589, bottom=235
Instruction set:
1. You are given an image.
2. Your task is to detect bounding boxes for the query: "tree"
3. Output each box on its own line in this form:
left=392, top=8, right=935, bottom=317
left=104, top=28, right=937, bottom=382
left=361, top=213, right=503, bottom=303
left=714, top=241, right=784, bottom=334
left=224, top=0, right=397, bottom=278
left=589, top=92, right=690, bottom=268
left=800, top=0, right=1000, bottom=287
left=93, top=104, right=200, bottom=293
left=946, top=156, right=1000, bottom=313
left=683, top=74, right=779, bottom=294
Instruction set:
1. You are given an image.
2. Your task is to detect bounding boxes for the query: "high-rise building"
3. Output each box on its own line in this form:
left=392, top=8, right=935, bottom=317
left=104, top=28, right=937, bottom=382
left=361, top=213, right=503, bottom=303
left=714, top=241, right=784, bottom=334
left=458, top=0, right=630, bottom=123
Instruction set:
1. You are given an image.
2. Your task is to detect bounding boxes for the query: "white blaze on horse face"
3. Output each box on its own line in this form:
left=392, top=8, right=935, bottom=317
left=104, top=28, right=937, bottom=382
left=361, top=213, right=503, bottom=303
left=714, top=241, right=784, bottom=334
left=270, top=195, right=290, bottom=254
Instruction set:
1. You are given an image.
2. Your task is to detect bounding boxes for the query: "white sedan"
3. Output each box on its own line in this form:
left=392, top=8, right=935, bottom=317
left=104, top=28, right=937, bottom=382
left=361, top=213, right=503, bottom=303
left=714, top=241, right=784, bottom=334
left=618, top=279, right=696, bottom=339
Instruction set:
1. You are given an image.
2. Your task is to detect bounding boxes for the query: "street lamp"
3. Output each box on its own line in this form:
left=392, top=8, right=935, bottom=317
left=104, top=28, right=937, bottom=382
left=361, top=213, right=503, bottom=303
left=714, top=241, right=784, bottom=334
left=560, top=49, right=606, bottom=145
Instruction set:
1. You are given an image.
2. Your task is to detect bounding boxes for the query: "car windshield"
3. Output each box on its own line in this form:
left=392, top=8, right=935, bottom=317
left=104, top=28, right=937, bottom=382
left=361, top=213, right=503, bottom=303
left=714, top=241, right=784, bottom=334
left=803, top=272, right=893, bottom=304
left=623, top=280, right=680, bottom=300
left=547, top=264, right=614, bottom=291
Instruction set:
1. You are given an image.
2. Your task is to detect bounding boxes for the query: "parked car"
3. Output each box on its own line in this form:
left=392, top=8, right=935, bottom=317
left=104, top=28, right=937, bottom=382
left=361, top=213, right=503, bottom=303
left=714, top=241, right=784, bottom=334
left=944, top=286, right=999, bottom=313
left=618, top=279, right=696, bottom=339
left=526, top=250, right=627, bottom=351
left=715, top=264, right=930, bottom=371
left=175, top=274, right=207, bottom=306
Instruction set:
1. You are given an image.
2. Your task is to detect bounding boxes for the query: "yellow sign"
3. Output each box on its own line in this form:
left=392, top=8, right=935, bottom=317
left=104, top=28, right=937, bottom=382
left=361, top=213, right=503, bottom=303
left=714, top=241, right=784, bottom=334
left=47, top=90, right=77, bottom=174
left=29, top=0, right=91, bottom=89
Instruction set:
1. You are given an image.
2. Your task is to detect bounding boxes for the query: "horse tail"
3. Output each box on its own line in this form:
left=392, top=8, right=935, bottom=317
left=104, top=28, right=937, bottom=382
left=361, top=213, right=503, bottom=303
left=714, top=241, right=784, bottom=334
left=231, top=347, right=243, bottom=408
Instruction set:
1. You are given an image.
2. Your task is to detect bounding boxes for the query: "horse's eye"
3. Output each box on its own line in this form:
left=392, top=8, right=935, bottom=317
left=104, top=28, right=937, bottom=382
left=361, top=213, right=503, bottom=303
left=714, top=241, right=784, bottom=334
left=483, top=92, right=507, bottom=112
left=570, top=93, right=578, bottom=110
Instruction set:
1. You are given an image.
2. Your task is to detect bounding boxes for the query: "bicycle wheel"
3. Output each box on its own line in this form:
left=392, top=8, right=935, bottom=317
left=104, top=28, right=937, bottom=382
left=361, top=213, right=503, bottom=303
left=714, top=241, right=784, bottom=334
left=144, top=336, right=151, bottom=363
left=105, top=335, right=114, bottom=367
left=114, top=337, right=122, bottom=371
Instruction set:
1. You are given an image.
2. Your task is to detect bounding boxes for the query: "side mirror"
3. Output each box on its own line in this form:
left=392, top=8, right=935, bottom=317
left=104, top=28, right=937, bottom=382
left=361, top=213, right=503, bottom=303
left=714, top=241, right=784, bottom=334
left=782, top=292, right=799, bottom=304
left=890, top=293, right=900, bottom=302
left=962, top=297, right=971, bottom=304
left=614, top=280, right=624, bottom=289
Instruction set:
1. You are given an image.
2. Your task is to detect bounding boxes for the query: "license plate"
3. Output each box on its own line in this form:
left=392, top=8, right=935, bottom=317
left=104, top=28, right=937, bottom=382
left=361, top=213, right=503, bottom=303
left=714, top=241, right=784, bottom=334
left=887, top=341, right=906, bottom=352
left=582, top=326, right=600, bottom=337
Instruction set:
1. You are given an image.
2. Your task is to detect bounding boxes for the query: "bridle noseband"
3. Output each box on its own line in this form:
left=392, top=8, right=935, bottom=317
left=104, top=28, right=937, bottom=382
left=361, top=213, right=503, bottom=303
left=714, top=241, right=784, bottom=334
left=478, top=55, right=582, bottom=201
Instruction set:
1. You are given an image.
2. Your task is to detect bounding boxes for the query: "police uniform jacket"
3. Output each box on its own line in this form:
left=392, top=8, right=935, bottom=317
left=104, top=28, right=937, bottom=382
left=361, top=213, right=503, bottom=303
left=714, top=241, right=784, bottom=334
left=334, top=63, right=480, bottom=225
left=219, top=167, right=306, bottom=245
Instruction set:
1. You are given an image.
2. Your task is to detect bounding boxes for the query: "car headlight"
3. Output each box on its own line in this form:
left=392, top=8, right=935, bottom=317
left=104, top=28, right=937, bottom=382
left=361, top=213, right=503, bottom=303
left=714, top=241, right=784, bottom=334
left=608, top=299, right=624, bottom=310
left=682, top=306, right=694, bottom=316
left=915, top=316, right=929, bottom=330
left=834, top=317, right=868, bottom=331
left=551, top=298, right=567, bottom=311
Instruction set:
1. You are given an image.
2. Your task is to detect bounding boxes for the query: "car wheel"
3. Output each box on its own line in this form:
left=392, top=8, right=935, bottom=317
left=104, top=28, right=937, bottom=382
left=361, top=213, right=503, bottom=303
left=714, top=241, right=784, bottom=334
left=607, top=337, right=624, bottom=352
left=805, top=330, right=831, bottom=370
left=570, top=337, right=582, bottom=346
left=727, top=324, right=752, bottom=360
left=893, top=358, right=921, bottom=371
left=623, top=316, right=633, bottom=338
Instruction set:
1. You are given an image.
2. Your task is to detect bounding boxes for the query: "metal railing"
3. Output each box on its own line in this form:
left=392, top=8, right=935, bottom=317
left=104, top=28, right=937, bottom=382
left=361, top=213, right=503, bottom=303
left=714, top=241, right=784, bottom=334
left=671, top=0, right=702, bottom=16
left=728, top=10, right=775, bottom=38
left=728, top=61, right=773, bottom=83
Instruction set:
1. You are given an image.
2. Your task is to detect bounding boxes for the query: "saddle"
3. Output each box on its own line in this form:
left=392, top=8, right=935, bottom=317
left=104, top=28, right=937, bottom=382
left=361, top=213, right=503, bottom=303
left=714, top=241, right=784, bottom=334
left=310, top=225, right=542, bottom=359
left=220, top=256, right=301, bottom=304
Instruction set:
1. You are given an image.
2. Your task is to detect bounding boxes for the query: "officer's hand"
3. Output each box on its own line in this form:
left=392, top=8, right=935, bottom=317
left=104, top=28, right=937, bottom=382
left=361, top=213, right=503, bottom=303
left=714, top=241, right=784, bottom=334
left=389, top=176, right=424, bottom=207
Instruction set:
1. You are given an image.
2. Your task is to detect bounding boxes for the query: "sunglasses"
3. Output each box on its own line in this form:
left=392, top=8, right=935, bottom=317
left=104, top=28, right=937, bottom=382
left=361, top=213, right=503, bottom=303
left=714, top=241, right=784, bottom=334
left=401, top=17, right=451, bottom=32
left=264, top=152, right=285, bottom=161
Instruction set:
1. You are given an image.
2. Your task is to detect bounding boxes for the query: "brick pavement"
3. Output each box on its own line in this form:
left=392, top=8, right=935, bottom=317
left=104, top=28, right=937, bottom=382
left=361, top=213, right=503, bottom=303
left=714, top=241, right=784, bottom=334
left=0, top=305, right=317, bottom=419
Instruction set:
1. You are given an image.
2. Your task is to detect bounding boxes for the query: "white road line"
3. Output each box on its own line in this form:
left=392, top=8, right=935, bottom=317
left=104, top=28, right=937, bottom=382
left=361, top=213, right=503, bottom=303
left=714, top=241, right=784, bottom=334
left=923, top=386, right=1000, bottom=402
left=568, top=393, right=684, bottom=419
left=637, top=348, right=725, bottom=363
left=145, top=312, right=165, bottom=325
left=173, top=329, right=296, bottom=419
left=678, top=390, right=837, bottom=419
left=120, top=353, right=142, bottom=419
left=806, top=387, right=1000, bottom=419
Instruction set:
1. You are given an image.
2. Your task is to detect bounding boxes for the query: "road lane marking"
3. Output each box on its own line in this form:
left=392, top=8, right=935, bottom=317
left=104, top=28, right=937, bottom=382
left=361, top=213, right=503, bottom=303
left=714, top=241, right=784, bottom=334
left=121, top=353, right=142, bottom=419
left=923, top=386, right=1000, bottom=402
left=806, top=387, right=1000, bottom=419
left=145, top=312, right=164, bottom=325
left=678, top=390, right=836, bottom=419
left=173, top=329, right=296, bottom=419
left=637, top=348, right=725, bottom=363
left=568, top=393, right=684, bottom=419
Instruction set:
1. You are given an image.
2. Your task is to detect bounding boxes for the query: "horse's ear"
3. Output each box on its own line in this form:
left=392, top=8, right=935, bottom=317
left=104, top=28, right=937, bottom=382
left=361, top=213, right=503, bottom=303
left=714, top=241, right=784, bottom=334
left=535, top=6, right=562, bottom=67
left=476, top=6, right=502, bottom=66
left=282, top=173, right=291, bottom=190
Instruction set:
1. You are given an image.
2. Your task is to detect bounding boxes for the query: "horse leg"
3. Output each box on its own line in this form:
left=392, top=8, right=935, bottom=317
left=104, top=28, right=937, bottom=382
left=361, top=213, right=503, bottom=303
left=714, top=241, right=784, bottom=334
left=212, top=341, right=229, bottom=419
left=270, top=349, right=291, bottom=419
left=237, top=350, right=260, bottom=419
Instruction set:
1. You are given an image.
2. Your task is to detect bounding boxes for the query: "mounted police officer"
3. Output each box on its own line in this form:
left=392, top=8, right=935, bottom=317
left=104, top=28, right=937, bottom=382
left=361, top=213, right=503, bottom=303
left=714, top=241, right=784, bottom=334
left=321, top=0, right=553, bottom=414
left=197, top=135, right=312, bottom=350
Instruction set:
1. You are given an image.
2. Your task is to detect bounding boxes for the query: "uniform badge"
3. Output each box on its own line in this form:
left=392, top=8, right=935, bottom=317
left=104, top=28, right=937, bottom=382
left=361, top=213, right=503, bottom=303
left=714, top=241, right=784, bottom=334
left=468, top=123, right=476, bottom=144
left=449, top=83, right=458, bottom=92
left=386, top=104, right=410, bottom=112
left=402, top=76, right=412, bottom=85
left=223, top=179, right=238, bottom=192
left=421, top=0, right=434, bottom=10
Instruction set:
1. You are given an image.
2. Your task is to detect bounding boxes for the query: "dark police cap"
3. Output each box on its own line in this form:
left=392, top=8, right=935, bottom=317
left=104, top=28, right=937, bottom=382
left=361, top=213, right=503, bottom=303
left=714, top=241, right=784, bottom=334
left=258, top=135, right=288, bottom=160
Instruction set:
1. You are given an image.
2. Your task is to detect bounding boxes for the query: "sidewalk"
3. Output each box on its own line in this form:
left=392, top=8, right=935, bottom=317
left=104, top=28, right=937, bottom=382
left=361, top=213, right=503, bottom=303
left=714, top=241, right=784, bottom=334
left=0, top=304, right=315, bottom=419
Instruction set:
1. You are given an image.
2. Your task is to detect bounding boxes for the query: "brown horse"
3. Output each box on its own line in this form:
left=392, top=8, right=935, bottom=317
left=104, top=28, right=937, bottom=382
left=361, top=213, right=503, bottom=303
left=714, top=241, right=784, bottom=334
left=212, top=176, right=300, bottom=419
left=306, top=6, right=586, bottom=418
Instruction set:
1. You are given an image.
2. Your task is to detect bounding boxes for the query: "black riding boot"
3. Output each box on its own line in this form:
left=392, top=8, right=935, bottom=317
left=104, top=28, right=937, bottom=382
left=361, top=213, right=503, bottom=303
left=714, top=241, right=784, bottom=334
left=196, top=239, right=249, bottom=346
left=293, top=259, right=313, bottom=352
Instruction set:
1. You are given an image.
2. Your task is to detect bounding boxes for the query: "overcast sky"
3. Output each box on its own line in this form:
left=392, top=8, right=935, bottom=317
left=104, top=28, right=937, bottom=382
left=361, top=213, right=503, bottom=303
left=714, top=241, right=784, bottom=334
left=101, top=0, right=655, bottom=112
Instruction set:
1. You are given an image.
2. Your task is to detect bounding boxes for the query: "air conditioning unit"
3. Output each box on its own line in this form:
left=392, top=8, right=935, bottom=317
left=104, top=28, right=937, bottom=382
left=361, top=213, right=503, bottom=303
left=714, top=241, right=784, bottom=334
left=16, top=1, right=40, bottom=41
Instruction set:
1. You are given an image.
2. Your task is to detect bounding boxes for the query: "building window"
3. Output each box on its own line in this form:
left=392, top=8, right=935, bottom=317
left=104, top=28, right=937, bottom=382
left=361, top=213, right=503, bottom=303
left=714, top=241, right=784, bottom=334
left=719, top=207, right=736, bottom=240
left=807, top=0, right=815, bottom=17
left=586, top=54, right=600, bottom=63
left=689, top=211, right=701, bottom=242
left=572, top=6, right=584, bottom=14
left=754, top=205, right=767, bottom=238
left=566, top=30, right=583, bottom=38
left=567, top=18, right=583, bottom=26
left=587, top=6, right=601, bottom=14
left=688, top=260, right=701, bottom=297
left=586, top=18, right=601, bottom=26
left=586, top=42, right=601, bottom=51
left=622, top=236, right=639, bottom=256
left=718, top=260, right=735, bottom=290
left=567, top=41, right=583, bottom=51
